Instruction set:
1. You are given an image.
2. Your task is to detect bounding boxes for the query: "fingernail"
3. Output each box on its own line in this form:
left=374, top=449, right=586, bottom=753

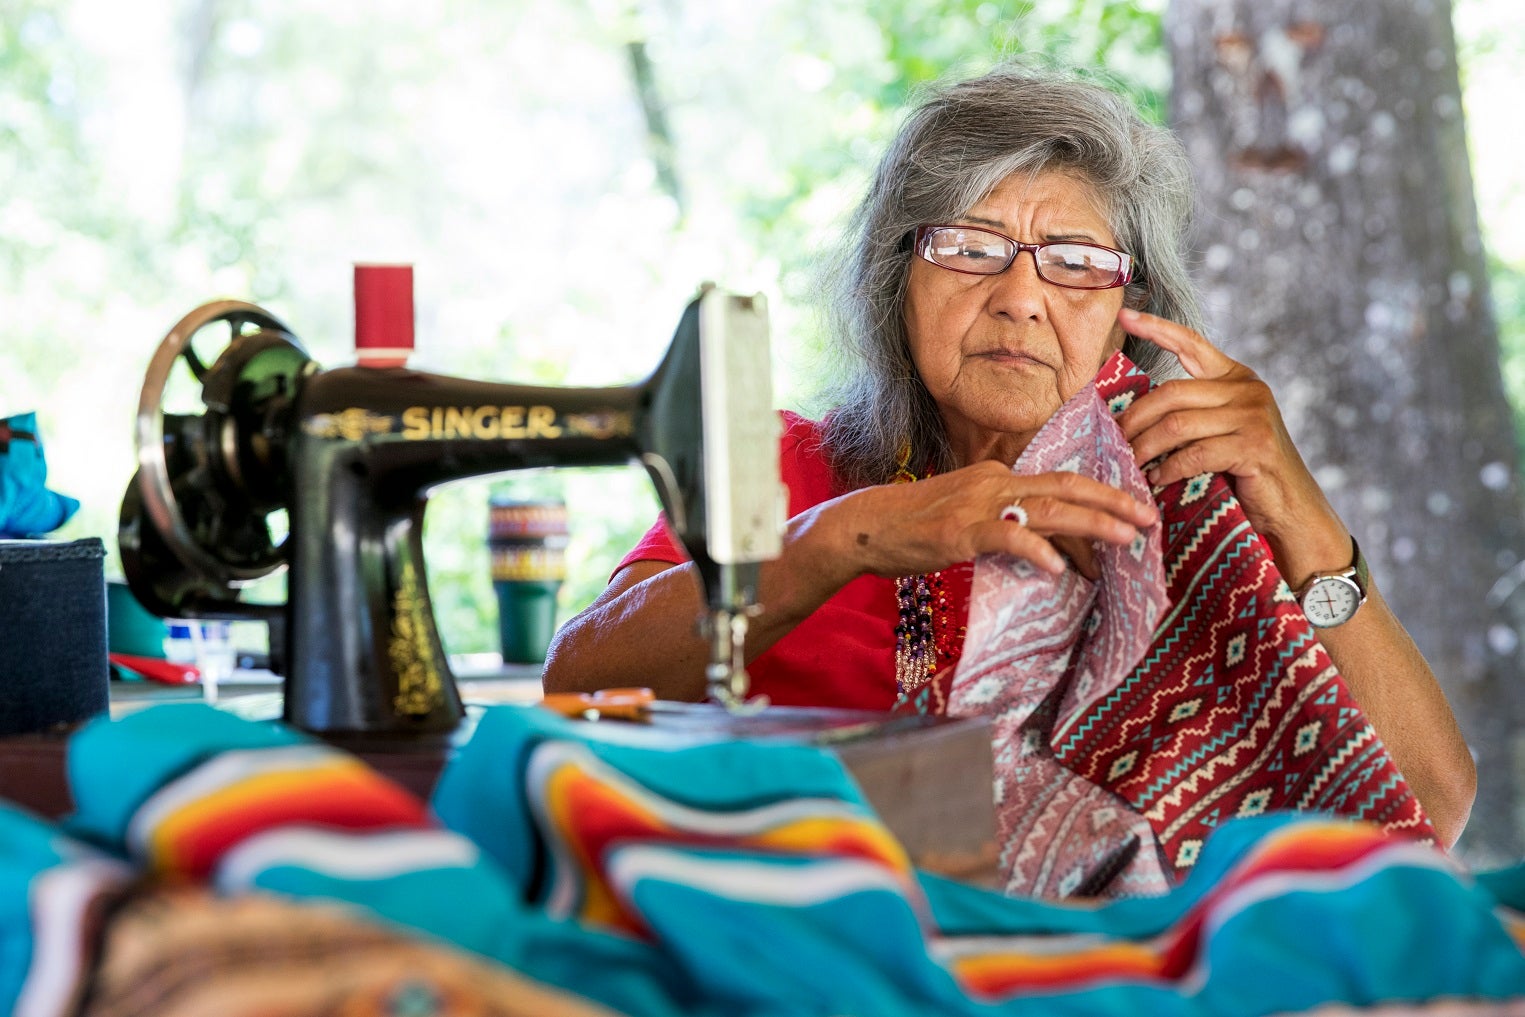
left=1118, top=307, right=1139, bottom=321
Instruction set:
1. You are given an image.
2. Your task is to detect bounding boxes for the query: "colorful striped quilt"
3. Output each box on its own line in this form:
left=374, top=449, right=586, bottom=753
left=3, top=703, right=1523, bottom=1016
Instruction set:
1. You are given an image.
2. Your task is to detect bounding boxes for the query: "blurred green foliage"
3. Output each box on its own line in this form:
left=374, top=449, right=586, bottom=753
left=2, top=0, right=1520, bottom=661
left=1492, top=256, right=1525, bottom=450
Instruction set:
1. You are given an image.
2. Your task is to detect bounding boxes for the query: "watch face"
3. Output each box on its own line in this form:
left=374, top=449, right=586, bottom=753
left=1303, top=576, right=1361, bottom=628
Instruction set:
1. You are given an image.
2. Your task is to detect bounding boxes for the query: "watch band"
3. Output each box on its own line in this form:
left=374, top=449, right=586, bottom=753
left=1348, top=537, right=1370, bottom=599
left=1295, top=536, right=1369, bottom=628
left=1295, top=537, right=1368, bottom=598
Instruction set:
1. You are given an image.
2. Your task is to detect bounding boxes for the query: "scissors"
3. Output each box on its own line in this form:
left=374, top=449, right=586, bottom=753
left=539, top=687, right=655, bottom=722
left=109, top=652, right=200, bottom=685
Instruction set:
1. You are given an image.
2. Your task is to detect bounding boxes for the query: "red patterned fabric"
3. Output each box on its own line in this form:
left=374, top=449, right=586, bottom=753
left=903, top=352, right=1436, bottom=890
left=1084, top=355, right=1433, bottom=870
left=942, top=356, right=1172, bottom=897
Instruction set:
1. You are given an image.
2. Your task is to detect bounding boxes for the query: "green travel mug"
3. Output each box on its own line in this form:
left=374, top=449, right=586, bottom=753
left=489, top=499, right=569, bottom=664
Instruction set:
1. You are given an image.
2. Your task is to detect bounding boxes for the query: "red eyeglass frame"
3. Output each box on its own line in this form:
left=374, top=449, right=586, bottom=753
left=912, top=224, right=1135, bottom=290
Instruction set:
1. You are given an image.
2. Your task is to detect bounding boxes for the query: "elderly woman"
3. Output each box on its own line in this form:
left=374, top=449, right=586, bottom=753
left=543, top=64, right=1475, bottom=872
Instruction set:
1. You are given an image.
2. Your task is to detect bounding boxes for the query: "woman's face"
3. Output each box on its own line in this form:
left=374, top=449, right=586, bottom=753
left=903, top=170, right=1129, bottom=463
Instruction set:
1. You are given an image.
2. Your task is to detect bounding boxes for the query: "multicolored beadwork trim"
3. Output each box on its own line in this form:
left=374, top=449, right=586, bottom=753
left=894, top=572, right=935, bottom=693
left=891, top=440, right=942, bottom=695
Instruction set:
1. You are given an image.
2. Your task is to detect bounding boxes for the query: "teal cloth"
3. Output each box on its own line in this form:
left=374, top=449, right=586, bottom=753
left=59, top=704, right=701, bottom=1017
left=64, top=702, right=309, bottom=850
left=0, top=412, right=79, bottom=537
left=432, top=702, right=875, bottom=901
left=6, top=703, right=1525, bottom=1017
left=0, top=805, right=131, bottom=1011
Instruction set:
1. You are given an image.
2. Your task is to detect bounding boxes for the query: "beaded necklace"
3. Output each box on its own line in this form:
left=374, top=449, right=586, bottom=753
left=891, top=444, right=965, bottom=697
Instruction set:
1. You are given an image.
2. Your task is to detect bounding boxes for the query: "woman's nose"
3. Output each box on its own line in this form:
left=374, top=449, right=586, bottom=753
left=984, top=249, right=1047, bottom=321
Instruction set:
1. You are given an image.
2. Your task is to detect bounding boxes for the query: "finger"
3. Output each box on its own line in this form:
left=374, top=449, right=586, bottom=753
left=1126, top=400, right=1266, bottom=470
left=1116, top=376, right=1239, bottom=441
left=1144, top=433, right=1254, bottom=488
left=1117, top=308, right=1238, bottom=381
left=1009, top=471, right=1158, bottom=528
left=1015, top=495, right=1142, bottom=547
left=968, top=519, right=1068, bottom=574
left=1051, top=535, right=1100, bottom=581
left=978, top=520, right=1100, bottom=580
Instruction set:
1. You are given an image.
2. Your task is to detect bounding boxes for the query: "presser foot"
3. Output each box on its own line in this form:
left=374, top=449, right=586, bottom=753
left=703, top=603, right=768, bottom=714
left=707, top=677, right=771, bottom=715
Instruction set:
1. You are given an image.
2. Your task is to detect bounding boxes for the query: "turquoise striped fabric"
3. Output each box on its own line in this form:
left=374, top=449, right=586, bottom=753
left=1, top=702, right=1522, bottom=1016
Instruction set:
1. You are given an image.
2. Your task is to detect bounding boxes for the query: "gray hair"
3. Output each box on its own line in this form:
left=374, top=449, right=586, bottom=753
left=819, top=63, right=1205, bottom=489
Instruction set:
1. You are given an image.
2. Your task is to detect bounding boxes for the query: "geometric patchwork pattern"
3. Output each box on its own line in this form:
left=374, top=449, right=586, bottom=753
left=1071, top=355, right=1436, bottom=877
left=944, top=363, right=1171, bottom=898
left=901, top=352, right=1435, bottom=895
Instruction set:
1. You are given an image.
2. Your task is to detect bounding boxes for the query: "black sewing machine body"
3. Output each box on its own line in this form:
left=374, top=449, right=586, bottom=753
left=119, top=288, right=778, bottom=739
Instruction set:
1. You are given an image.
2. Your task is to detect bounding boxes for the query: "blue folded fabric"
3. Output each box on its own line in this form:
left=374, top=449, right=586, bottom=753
left=0, top=412, right=79, bottom=538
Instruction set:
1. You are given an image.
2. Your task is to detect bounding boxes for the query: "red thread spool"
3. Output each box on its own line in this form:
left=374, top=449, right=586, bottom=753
left=354, top=263, right=414, bottom=368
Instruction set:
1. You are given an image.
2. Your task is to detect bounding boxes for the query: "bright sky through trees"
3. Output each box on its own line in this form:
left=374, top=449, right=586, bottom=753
left=4, top=0, right=1520, bottom=653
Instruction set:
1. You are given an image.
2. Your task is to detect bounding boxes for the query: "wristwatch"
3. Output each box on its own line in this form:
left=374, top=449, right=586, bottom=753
left=1296, top=537, right=1369, bottom=629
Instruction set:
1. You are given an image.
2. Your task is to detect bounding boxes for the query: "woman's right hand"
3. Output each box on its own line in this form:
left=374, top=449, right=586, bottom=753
left=815, top=459, right=1158, bottom=583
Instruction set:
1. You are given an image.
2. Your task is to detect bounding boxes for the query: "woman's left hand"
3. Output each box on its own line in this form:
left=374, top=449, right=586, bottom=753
left=1113, top=307, right=1349, bottom=584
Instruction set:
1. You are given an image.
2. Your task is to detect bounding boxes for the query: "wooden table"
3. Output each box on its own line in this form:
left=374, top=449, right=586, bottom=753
left=0, top=678, right=998, bottom=885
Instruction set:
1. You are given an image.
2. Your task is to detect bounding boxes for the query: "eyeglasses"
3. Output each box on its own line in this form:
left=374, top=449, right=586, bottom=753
left=912, top=224, right=1134, bottom=290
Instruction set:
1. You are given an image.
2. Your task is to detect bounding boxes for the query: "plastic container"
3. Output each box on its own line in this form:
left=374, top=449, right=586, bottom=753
left=164, top=622, right=196, bottom=664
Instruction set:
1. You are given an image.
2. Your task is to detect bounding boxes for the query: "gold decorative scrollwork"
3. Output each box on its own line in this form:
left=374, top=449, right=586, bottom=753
left=389, top=559, right=442, bottom=716
left=563, top=410, right=634, bottom=440
left=303, top=409, right=396, bottom=441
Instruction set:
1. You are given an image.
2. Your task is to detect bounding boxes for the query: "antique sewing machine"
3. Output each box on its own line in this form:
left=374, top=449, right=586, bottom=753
left=35, top=269, right=998, bottom=881
left=117, top=272, right=783, bottom=741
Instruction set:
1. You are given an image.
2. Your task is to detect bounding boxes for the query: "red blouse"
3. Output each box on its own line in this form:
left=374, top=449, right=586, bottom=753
left=614, top=411, right=969, bottom=709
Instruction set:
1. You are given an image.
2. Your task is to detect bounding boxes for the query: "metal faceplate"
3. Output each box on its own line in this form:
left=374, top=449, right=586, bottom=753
left=698, top=287, right=784, bottom=566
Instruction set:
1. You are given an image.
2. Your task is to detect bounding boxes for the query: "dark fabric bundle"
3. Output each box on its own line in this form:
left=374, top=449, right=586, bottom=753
left=0, top=537, right=108, bottom=734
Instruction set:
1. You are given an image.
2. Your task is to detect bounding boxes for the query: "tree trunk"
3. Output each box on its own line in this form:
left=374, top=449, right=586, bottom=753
left=626, top=36, right=685, bottom=214
left=1167, top=0, right=1525, bottom=862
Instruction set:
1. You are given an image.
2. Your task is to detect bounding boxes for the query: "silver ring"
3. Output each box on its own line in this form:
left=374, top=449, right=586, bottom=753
left=1001, top=500, right=1028, bottom=527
